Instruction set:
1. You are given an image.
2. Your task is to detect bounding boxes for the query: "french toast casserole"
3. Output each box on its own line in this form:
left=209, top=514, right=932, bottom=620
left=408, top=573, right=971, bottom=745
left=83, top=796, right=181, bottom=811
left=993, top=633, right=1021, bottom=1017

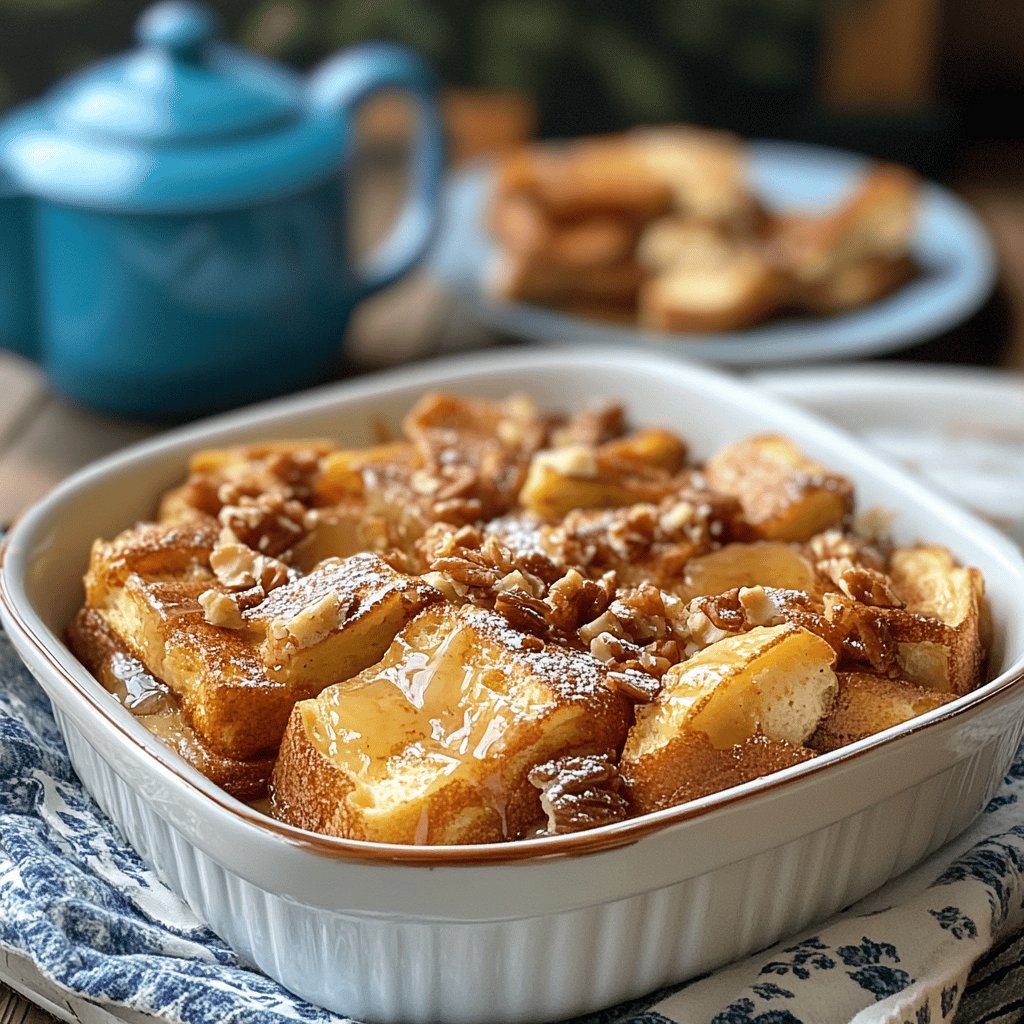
left=67, top=392, right=987, bottom=846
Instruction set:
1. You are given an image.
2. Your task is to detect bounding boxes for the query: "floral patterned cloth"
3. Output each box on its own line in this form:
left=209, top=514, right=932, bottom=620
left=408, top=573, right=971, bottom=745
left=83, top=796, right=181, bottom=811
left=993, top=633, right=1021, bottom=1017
left=2, top=625, right=1023, bottom=1024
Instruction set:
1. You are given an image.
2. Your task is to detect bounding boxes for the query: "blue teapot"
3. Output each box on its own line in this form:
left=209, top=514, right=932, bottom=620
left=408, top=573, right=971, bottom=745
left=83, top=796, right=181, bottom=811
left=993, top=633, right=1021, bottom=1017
left=0, top=2, right=443, bottom=420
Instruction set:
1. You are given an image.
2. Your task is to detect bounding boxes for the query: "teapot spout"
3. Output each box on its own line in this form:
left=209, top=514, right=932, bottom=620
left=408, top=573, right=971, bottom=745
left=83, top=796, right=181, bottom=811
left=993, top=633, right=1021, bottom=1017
left=0, top=167, right=39, bottom=362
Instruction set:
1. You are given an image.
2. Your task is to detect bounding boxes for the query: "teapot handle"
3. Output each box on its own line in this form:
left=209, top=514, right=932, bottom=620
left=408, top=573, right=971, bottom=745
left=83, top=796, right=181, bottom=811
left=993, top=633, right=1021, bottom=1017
left=308, top=44, right=444, bottom=300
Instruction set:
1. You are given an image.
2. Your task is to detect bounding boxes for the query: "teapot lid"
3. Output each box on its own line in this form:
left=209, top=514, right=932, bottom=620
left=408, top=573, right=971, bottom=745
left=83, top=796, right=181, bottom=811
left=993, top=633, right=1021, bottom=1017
left=0, top=2, right=344, bottom=212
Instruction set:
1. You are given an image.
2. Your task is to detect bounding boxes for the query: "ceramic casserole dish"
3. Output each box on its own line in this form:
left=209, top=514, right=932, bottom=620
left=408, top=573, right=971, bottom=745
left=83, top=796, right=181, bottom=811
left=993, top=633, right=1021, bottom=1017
left=2, top=349, right=1024, bottom=1024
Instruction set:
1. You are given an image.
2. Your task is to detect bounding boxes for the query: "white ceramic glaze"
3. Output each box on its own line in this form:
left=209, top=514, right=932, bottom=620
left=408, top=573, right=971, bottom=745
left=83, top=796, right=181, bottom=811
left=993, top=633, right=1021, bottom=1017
left=2, top=349, right=1024, bottom=1023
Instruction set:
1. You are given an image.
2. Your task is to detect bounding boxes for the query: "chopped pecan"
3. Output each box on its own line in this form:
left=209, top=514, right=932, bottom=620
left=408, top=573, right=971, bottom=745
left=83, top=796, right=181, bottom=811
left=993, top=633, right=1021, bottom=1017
left=551, top=402, right=626, bottom=447
left=836, top=566, right=904, bottom=607
left=528, top=751, right=629, bottom=835
left=210, top=541, right=288, bottom=592
left=580, top=583, right=689, bottom=677
left=219, top=493, right=308, bottom=559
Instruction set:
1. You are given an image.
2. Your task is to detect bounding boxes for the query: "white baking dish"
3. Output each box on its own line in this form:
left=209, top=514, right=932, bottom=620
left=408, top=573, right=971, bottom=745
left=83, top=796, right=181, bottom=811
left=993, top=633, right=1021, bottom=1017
left=2, top=349, right=1023, bottom=1024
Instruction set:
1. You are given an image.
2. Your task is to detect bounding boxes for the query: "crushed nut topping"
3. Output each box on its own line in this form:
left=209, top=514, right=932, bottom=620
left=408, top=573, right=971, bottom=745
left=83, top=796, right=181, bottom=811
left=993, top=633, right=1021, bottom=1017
left=527, top=751, right=629, bottom=834
left=198, top=589, right=245, bottom=629
left=550, top=402, right=626, bottom=448
left=580, top=583, right=689, bottom=678
left=219, top=493, right=309, bottom=559
left=210, top=541, right=289, bottom=593
left=268, top=592, right=351, bottom=652
left=835, top=566, right=904, bottom=607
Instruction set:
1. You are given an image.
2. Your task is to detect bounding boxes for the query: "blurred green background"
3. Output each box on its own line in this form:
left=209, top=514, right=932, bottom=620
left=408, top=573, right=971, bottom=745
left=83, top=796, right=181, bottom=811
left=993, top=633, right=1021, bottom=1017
left=0, top=0, right=1018, bottom=175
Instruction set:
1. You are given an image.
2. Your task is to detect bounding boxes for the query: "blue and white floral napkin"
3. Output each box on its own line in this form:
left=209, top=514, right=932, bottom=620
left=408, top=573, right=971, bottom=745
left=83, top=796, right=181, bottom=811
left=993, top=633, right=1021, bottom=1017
left=2, top=625, right=1023, bottom=1024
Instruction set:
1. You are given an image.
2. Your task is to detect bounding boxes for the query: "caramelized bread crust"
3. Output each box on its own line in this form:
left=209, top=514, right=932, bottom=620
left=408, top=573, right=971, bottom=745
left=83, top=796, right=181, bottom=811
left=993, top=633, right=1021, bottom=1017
left=66, top=609, right=275, bottom=800
left=71, top=393, right=988, bottom=843
left=271, top=604, right=632, bottom=844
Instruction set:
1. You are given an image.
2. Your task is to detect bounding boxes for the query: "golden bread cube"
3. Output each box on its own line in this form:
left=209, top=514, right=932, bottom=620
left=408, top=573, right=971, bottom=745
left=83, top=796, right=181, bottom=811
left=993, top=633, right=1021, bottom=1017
left=271, top=603, right=633, bottom=844
left=244, top=553, right=441, bottom=689
left=626, top=624, right=837, bottom=753
left=809, top=671, right=955, bottom=753
left=84, top=524, right=437, bottom=760
left=519, top=442, right=681, bottom=521
left=677, top=541, right=820, bottom=600
left=66, top=609, right=274, bottom=800
left=84, top=519, right=219, bottom=604
left=881, top=545, right=987, bottom=695
left=102, top=573, right=294, bottom=760
left=639, top=248, right=784, bottom=333
left=621, top=625, right=835, bottom=813
left=313, top=442, right=420, bottom=505
left=703, top=435, right=853, bottom=541
left=497, top=140, right=675, bottom=220
left=598, top=428, right=689, bottom=474
left=624, top=730, right=815, bottom=814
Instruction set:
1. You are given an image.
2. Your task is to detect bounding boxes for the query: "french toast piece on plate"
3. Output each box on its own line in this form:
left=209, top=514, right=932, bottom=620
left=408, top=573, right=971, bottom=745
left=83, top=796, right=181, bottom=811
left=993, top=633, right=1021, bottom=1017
left=496, top=140, right=676, bottom=220
left=638, top=248, right=784, bottom=333
left=66, top=609, right=275, bottom=800
left=271, top=603, right=634, bottom=844
left=703, top=435, right=854, bottom=541
left=489, top=193, right=642, bottom=269
left=629, top=125, right=755, bottom=225
left=770, top=164, right=918, bottom=288
left=808, top=671, right=955, bottom=753
left=621, top=623, right=836, bottom=813
left=787, top=255, right=916, bottom=315
left=490, top=254, right=645, bottom=307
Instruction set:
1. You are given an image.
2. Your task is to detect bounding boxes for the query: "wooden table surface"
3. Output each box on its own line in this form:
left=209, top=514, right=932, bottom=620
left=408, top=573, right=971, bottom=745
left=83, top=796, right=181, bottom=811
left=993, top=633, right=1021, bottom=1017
left=2, top=155, right=1024, bottom=1023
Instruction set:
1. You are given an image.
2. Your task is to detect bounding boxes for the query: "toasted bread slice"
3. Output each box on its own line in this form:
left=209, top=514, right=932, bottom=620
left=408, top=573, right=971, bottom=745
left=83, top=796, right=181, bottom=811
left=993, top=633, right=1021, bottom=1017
left=497, top=141, right=675, bottom=220
left=621, top=624, right=835, bottom=812
left=704, top=435, right=854, bottom=541
left=490, top=193, right=642, bottom=268
left=86, top=524, right=438, bottom=759
left=771, top=164, right=918, bottom=286
left=243, top=553, right=441, bottom=689
left=491, top=253, right=645, bottom=307
left=639, top=248, right=783, bottom=333
left=66, top=609, right=274, bottom=800
left=788, top=255, right=916, bottom=315
left=882, top=545, right=987, bottom=695
left=271, top=603, right=633, bottom=844
left=677, top=541, right=822, bottom=600
left=630, top=125, right=754, bottom=225
left=808, top=671, right=955, bottom=753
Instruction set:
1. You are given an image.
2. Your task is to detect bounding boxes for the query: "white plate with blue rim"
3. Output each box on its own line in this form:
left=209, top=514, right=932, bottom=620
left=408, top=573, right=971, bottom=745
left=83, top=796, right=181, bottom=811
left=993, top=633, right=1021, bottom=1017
left=429, top=139, right=996, bottom=367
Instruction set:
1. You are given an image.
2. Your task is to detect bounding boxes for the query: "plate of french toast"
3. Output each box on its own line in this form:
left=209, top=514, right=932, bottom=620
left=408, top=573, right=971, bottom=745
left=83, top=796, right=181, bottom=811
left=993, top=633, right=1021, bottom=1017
left=431, top=129, right=995, bottom=365
left=2, top=349, right=1022, bottom=1022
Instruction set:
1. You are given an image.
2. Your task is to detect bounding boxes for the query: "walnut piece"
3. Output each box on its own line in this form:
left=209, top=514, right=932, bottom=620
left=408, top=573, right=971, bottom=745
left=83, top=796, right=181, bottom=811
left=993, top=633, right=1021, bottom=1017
left=527, top=751, right=629, bottom=835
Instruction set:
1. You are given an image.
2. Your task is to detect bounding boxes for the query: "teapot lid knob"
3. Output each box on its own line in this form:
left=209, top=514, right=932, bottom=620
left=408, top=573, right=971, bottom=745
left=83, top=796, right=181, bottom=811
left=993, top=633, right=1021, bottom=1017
left=137, top=1, right=218, bottom=61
